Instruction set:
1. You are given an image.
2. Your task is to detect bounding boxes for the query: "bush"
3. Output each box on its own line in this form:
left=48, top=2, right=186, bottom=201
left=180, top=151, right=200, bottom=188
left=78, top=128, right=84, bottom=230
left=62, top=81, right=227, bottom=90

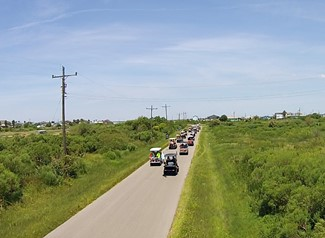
left=268, top=120, right=276, bottom=127
left=0, top=163, right=23, bottom=206
left=39, top=165, right=62, bottom=186
left=0, top=142, right=5, bottom=151
left=208, top=120, right=220, bottom=127
left=137, top=131, right=152, bottom=142
left=127, top=143, right=137, bottom=152
left=104, top=151, right=119, bottom=160
left=28, top=142, right=52, bottom=166
left=52, top=156, right=87, bottom=179
left=0, top=153, right=35, bottom=178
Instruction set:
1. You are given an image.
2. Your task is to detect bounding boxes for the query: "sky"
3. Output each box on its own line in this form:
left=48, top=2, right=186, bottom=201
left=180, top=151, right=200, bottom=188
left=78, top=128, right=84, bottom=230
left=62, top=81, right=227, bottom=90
left=1, top=0, right=325, bottom=122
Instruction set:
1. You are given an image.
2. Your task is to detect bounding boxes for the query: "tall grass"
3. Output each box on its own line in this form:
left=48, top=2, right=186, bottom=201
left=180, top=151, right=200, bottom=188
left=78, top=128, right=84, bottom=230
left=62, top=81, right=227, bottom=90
left=169, top=127, right=259, bottom=238
left=170, top=117, right=325, bottom=237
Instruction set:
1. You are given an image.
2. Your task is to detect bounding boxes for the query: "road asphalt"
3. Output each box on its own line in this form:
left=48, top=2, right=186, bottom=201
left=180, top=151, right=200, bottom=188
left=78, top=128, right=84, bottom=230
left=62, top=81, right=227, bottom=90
left=44, top=132, right=199, bottom=238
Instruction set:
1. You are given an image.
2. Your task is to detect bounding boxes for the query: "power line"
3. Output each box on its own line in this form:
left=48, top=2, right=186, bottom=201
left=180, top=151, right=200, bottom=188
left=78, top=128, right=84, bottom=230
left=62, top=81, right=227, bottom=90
left=67, top=88, right=325, bottom=103
left=146, top=105, right=158, bottom=119
left=52, top=66, right=77, bottom=156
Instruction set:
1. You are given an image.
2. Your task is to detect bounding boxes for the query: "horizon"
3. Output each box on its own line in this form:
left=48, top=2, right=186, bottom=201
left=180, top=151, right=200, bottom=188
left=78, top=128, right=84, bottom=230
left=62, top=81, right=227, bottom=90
left=0, top=108, right=321, bottom=124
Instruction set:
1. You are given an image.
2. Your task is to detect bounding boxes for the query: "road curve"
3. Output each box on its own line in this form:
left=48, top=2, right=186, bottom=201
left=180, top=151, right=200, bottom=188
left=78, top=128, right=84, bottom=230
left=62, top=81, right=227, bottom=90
left=44, top=132, right=199, bottom=238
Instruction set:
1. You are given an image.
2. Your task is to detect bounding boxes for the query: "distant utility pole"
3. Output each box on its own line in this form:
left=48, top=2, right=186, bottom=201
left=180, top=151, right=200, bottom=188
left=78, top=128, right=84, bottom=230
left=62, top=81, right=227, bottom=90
left=146, top=105, right=158, bottom=119
left=52, top=66, right=77, bottom=156
left=162, top=104, right=171, bottom=120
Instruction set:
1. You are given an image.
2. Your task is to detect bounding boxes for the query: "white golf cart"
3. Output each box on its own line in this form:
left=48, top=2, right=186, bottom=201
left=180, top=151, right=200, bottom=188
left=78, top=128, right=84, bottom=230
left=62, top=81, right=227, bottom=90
left=148, top=147, right=164, bottom=166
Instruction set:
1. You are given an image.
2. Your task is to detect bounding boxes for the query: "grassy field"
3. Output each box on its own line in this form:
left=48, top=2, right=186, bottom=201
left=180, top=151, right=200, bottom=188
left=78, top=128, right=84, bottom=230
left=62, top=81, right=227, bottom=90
left=0, top=140, right=165, bottom=238
left=169, top=126, right=260, bottom=238
left=170, top=117, right=325, bottom=238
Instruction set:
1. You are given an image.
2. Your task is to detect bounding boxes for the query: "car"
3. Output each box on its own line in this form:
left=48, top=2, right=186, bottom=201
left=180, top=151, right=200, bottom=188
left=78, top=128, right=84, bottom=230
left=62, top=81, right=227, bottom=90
left=179, top=143, right=189, bottom=155
left=168, top=138, right=177, bottom=149
left=149, top=147, right=164, bottom=166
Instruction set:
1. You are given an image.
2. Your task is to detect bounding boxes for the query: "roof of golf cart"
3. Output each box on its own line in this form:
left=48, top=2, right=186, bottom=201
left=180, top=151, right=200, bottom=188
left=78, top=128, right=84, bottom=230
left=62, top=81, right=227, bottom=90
left=150, top=147, right=162, bottom=152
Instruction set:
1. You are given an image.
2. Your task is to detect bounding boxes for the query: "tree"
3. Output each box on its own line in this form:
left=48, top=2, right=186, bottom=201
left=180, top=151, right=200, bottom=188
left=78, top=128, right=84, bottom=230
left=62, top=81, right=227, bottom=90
left=220, top=114, right=228, bottom=122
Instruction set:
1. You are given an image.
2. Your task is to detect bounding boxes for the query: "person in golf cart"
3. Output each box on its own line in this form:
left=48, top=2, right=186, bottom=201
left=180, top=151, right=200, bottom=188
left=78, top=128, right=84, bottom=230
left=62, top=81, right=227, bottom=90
left=149, top=147, right=165, bottom=165
left=165, top=154, right=178, bottom=167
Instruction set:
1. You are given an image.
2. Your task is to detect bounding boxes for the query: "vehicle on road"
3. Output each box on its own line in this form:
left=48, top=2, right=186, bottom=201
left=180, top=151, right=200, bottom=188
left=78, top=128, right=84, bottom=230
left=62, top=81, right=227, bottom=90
left=168, top=138, right=177, bottom=149
left=179, top=143, right=189, bottom=155
left=187, top=136, right=194, bottom=146
left=163, top=152, right=179, bottom=175
left=149, top=147, right=164, bottom=166
left=180, top=130, right=187, bottom=139
left=176, top=134, right=183, bottom=143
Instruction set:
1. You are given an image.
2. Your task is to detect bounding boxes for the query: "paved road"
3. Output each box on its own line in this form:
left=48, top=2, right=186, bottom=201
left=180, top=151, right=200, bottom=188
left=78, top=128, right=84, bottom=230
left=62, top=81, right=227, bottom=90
left=44, top=133, right=199, bottom=238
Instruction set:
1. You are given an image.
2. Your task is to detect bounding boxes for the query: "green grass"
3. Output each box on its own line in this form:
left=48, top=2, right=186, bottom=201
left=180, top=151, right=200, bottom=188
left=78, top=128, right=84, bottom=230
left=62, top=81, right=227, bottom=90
left=0, top=141, right=164, bottom=238
left=169, top=127, right=260, bottom=238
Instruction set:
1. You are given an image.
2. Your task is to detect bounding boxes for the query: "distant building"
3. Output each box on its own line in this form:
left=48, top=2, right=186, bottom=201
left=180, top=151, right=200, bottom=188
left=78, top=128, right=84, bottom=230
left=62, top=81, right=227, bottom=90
left=0, top=120, right=9, bottom=128
left=274, top=110, right=303, bottom=119
left=275, top=112, right=285, bottom=120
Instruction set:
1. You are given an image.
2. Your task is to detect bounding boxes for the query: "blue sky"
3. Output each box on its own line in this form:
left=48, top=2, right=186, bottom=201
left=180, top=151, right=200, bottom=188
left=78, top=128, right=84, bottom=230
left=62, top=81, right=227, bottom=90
left=1, top=0, right=325, bottom=122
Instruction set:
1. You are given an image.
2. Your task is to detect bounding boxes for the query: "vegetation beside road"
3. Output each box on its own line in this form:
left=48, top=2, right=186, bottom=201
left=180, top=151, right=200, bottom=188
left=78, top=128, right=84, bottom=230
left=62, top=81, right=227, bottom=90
left=169, top=126, right=259, bottom=238
left=170, top=115, right=325, bottom=238
left=0, top=117, right=187, bottom=238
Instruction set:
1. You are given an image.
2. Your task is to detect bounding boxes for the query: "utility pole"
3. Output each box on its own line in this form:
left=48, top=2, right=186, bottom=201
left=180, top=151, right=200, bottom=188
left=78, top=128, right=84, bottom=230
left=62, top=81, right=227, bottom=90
left=162, top=104, right=171, bottom=120
left=146, top=105, right=158, bottom=119
left=52, top=66, right=77, bottom=156
left=183, top=112, right=187, bottom=120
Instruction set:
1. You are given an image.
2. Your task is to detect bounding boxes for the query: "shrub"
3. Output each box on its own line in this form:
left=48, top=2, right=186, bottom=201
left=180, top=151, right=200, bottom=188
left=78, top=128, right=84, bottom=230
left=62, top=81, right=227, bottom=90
left=39, top=165, right=62, bottom=186
left=0, top=163, right=23, bottom=206
left=127, top=143, right=137, bottom=152
left=28, top=142, right=52, bottom=166
left=104, top=151, right=119, bottom=160
left=0, top=153, right=35, bottom=178
left=268, top=120, right=276, bottom=127
left=208, top=120, right=220, bottom=127
left=52, top=156, right=87, bottom=179
left=0, top=142, right=5, bottom=151
left=137, top=131, right=152, bottom=142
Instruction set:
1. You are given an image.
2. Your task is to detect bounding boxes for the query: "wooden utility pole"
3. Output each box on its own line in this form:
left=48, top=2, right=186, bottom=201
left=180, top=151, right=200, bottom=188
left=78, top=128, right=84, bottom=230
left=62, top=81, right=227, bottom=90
left=162, top=104, right=171, bottom=120
left=146, top=105, right=158, bottom=119
left=52, top=66, right=77, bottom=155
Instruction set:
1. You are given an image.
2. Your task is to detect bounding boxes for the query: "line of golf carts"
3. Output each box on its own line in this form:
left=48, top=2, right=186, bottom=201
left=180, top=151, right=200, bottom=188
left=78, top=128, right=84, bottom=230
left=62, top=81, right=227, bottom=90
left=149, top=124, right=200, bottom=176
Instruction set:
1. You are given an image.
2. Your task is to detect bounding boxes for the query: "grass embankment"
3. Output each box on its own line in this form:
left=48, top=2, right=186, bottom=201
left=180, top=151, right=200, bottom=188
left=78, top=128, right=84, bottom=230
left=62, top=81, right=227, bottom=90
left=0, top=141, right=165, bottom=238
left=169, top=127, right=259, bottom=238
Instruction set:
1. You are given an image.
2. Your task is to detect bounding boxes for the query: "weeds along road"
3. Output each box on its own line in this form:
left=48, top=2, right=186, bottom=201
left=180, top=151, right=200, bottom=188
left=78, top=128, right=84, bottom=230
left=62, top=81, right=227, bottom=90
left=44, top=131, right=200, bottom=238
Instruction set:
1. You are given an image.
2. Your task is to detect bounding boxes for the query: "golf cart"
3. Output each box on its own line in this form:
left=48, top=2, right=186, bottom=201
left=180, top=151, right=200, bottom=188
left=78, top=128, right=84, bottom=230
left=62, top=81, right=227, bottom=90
left=187, top=136, right=194, bottom=146
left=168, top=138, right=177, bottom=149
left=176, top=134, right=183, bottom=143
left=163, top=151, right=179, bottom=175
left=179, top=142, right=189, bottom=155
left=149, top=147, right=164, bottom=166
